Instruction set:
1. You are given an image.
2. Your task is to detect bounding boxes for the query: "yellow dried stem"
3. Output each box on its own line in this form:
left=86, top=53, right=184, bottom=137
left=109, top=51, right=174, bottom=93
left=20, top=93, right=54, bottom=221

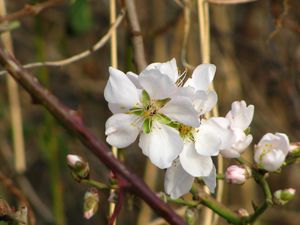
left=0, top=0, right=26, bottom=174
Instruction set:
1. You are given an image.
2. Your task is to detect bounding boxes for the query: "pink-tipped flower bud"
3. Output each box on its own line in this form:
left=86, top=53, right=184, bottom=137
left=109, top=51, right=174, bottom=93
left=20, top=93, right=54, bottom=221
left=289, top=142, right=300, bottom=153
left=83, top=188, right=99, bottom=220
left=273, top=188, right=296, bottom=205
left=66, top=154, right=90, bottom=180
left=225, top=165, right=250, bottom=184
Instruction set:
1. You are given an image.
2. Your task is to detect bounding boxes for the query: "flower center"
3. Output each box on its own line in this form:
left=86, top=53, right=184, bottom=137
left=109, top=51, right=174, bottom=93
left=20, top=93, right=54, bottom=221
left=178, top=124, right=194, bottom=141
left=143, top=100, right=158, bottom=118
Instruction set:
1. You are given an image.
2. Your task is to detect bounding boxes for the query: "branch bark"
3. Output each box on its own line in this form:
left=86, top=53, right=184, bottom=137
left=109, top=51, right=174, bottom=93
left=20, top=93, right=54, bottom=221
left=124, top=0, right=147, bottom=72
left=0, top=0, right=65, bottom=23
left=0, top=48, right=186, bottom=225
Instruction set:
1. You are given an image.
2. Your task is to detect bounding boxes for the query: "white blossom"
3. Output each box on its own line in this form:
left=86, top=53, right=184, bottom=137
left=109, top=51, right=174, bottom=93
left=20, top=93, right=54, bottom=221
left=254, top=133, right=290, bottom=171
left=221, top=100, right=254, bottom=158
left=104, top=59, right=199, bottom=169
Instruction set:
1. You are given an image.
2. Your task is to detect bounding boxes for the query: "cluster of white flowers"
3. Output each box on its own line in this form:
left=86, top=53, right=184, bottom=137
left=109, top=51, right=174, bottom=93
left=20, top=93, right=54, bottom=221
left=103, top=58, right=290, bottom=199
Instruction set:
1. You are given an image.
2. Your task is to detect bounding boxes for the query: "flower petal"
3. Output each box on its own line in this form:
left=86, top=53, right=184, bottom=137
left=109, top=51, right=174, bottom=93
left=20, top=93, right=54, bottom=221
left=194, top=128, right=221, bottom=156
left=195, top=117, right=235, bottom=156
left=105, top=113, right=141, bottom=148
left=180, top=142, right=213, bottom=177
left=126, top=72, right=142, bottom=89
left=203, top=166, right=216, bottom=193
left=261, top=149, right=286, bottom=171
left=185, top=64, right=216, bottom=91
left=139, top=121, right=183, bottom=169
left=104, top=67, right=140, bottom=108
left=159, top=96, right=200, bottom=127
left=139, top=69, right=177, bottom=100
left=226, top=101, right=254, bottom=130
left=145, top=58, right=178, bottom=83
left=193, top=90, right=218, bottom=115
left=164, top=160, right=194, bottom=199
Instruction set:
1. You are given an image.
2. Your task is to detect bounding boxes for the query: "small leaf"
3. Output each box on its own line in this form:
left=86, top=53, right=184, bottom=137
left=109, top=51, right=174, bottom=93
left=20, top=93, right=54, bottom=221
left=142, top=118, right=152, bottom=134
left=155, top=114, right=172, bottom=125
left=141, top=90, right=150, bottom=106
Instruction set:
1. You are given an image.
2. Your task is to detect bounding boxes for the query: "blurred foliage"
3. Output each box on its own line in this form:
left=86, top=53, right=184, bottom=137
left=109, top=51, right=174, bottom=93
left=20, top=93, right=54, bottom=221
left=68, top=0, right=93, bottom=35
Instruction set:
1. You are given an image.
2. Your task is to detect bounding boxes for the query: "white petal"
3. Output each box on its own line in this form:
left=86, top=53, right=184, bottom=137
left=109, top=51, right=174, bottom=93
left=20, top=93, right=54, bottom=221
left=194, top=128, right=221, bottom=156
left=203, top=166, right=216, bottom=193
left=221, top=133, right=253, bottom=158
left=138, top=121, right=183, bottom=169
left=195, top=117, right=235, bottom=156
left=104, top=67, right=140, bottom=108
left=159, top=96, right=200, bottom=127
left=226, top=101, right=254, bottom=130
left=105, top=114, right=141, bottom=148
left=164, top=160, right=194, bottom=199
left=193, top=90, right=218, bottom=115
left=185, top=64, right=216, bottom=91
left=274, top=133, right=290, bottom=155
left=261, top=149, right=286, bottom=171
left=139, top=69, right=177, bottom=100
left=145, top=58, right=178, bottom=83
left=108, top=103, right=128, bottom=114
left=180, top=142, right=213, bottom=177
left=126, top=72, right=142, bottom=89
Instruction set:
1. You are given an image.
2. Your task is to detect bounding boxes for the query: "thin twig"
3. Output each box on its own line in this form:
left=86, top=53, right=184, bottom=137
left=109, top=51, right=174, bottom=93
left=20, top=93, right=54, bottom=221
left=124, top=0, right=147, bottom=72
left=0, top=10, right=125, bottom=76
left=266, top=0, right=290, bottom=44
left=0, top=49, right=186, bottom=225
left=0, top=0, right=65, bottom=23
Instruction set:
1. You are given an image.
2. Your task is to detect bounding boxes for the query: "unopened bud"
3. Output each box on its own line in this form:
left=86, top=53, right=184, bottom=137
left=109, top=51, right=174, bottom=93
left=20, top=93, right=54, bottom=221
left=83, top=188, right=99, bottom=220
left=225, top=165, right=250, bottom=184
left=289, top=142, right=300, bottom=153
left=273, top=188, right=296, bottom=205
left=236, top=208, right=249, bottom=217
left=67, top=154, right=90, bottom=180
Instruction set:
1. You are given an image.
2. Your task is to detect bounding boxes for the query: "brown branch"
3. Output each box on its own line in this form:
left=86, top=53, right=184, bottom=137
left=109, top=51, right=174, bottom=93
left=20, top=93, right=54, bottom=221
left=0, top=0, right=65, bottom=23
left=0, top=48, right=186, bottom=225
left=124, top=0, right=147, bottom=72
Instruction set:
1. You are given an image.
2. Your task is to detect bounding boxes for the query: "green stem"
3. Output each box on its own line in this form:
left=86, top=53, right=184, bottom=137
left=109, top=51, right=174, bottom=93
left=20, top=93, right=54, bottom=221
left=165, top=196, right=198, bottom=208
left=81, top=179, right=118, bottom=190
left=244, top=201, right=268, bottom=224
left=165, top=192, right=242, bottom=225
left=260, top=177, right=272, bottom=204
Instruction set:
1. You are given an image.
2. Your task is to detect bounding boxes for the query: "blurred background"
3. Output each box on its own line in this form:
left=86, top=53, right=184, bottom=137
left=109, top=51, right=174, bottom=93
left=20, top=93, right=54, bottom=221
left=0, top=0, right=299, bottom=224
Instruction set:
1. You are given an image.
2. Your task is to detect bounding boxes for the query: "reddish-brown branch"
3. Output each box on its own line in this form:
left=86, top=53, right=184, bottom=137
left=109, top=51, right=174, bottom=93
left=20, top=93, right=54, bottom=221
left=0, top=49, right=186, bottom=225
left=0, top=0, right=65, bottom=23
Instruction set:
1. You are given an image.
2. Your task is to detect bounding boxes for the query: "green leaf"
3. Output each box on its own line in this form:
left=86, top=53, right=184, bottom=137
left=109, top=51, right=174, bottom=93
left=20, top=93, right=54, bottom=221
left=141, top=90, right=150, bottom=106
left=68, top=0, right=93, bottom=34
left=142, top=118, right=152, bottom=134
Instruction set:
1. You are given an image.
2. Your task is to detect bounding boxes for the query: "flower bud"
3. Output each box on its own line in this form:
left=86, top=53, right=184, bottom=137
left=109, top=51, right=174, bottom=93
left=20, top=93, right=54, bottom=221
left=254, top=133, right=290, bottom=172
left=273, top=188, right=296, bottom=205
left=83, top=188, right=99, bottom=219
left=289, top=142, right=300, bottom=153
left=225, top=165, right=250, bottom=184
left=67, top=154, right=90, bottom=180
